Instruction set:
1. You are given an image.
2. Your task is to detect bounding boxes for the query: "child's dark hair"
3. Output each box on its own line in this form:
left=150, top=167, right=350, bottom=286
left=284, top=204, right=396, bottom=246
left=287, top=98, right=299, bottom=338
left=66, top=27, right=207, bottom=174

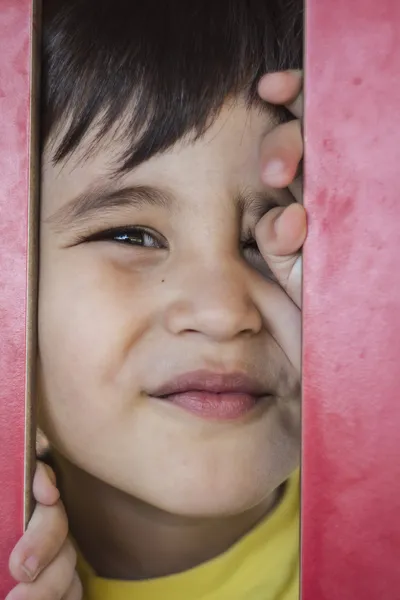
left=42, top=0, right=303, bottom=172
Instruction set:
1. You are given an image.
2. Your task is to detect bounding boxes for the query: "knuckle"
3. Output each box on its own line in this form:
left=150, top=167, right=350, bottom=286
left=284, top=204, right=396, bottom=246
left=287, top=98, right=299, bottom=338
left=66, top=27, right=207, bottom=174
left=62, top=573, right=83, bottom=600
left=43, top=501, right=69, bottom=544
left=64, top=539, right=78, bottom=569
left=41, top=546, right=77, bottom=600
left=54, top=501, right=69, bottom=539
left=36, top=516, right=69, bottom=562
left=53, top=539, right=77, bottom=572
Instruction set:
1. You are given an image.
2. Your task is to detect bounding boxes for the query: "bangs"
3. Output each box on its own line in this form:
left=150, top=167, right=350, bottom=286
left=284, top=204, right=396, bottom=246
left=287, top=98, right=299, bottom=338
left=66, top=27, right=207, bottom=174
left=42, top=0, right=303, bottom=171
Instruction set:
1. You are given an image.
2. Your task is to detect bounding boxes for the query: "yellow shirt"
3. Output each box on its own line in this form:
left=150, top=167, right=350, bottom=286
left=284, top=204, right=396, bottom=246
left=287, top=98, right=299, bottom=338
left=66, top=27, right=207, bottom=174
left=77, top=472, right=299, bottom=600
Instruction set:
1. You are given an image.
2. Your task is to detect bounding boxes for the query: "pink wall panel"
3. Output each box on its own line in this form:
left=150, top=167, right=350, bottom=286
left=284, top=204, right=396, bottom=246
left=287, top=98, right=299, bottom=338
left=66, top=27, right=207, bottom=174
left=302, top=0, right=400, bottom=598
left=0, top=0, right=36, bottom=594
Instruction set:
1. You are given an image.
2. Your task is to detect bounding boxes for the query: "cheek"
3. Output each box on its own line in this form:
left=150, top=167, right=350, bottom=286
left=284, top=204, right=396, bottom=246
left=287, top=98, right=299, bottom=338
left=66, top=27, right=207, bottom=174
left=39, top=248, right=155, bottom=367
left=37, top=249, right=155, bottom=444
left=154, top=405, right=300, bottom=515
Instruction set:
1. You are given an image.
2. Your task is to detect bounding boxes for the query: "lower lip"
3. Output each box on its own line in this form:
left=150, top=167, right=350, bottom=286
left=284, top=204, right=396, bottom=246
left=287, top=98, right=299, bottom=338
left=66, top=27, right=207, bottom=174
left=163, top=392, right=260, bottom=420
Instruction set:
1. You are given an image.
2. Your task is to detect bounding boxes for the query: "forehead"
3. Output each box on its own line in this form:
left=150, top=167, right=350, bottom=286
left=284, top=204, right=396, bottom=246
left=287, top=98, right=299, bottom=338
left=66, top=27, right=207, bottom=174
left=42, top=101, right=275, bottom=215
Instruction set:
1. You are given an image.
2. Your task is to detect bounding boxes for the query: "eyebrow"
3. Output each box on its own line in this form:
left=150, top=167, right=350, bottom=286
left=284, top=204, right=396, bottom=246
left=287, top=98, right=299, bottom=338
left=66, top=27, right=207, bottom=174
left=47, top=183, right=172, bottom=229
left=47, top=180, right=286, bottom=230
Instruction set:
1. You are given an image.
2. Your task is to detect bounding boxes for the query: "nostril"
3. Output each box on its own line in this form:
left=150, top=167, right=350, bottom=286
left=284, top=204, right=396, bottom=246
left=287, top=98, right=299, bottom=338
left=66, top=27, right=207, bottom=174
left=163, top=283, right=262, bottom=339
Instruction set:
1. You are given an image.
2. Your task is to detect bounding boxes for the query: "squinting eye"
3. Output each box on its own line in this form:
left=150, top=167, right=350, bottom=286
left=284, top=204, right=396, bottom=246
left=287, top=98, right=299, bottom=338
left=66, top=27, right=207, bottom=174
left=113, top=229, right=162, bottom=248
left=82, top=226, right=166, bottom=249
left=241, top=236, right=276, bottom=281
left=241, top=237, right=261, bottom=256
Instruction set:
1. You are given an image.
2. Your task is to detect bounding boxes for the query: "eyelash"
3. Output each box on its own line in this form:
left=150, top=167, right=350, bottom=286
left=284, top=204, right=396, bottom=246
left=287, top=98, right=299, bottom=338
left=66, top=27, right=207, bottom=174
left=82, top=226, right=167, bottom=249
left=241, top=233, right=260, bottom=256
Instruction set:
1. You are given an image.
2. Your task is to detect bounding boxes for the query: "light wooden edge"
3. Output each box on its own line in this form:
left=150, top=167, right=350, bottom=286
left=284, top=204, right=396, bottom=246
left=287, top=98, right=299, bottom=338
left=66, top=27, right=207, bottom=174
left=25, top=0, right=42, bottom=529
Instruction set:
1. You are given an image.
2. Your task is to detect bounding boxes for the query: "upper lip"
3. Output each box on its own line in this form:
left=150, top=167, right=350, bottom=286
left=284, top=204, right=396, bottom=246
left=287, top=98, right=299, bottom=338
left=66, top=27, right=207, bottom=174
left=149, top=370, right=271, bottom=398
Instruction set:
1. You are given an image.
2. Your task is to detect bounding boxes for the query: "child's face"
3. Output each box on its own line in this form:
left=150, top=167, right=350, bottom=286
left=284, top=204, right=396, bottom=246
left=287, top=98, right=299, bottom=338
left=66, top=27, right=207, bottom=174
left=39, top=101, right=300, bottom=516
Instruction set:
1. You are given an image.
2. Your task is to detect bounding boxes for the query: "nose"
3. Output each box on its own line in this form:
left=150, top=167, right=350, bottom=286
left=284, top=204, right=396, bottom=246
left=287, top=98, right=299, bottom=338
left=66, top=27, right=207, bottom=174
left=163, top=259, right=262, bottom=342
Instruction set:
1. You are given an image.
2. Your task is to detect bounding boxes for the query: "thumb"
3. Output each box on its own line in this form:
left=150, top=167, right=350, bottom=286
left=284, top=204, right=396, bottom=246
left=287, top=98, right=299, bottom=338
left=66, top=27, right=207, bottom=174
left=256, top=203, right=306, bottom=308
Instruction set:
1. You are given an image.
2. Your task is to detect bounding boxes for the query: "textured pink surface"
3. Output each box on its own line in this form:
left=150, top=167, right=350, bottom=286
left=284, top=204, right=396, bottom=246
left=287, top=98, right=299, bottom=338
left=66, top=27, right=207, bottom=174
left=0, top=0, right=32, bottom=594
left=302, top=0, right=400, bottom=598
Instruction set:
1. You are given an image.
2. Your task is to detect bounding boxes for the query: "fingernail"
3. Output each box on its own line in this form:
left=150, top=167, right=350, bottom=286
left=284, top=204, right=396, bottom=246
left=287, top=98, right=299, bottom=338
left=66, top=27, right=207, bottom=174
left=22, top=555, right=39, bottom=581
left=263, top=160, right=286, bottom=185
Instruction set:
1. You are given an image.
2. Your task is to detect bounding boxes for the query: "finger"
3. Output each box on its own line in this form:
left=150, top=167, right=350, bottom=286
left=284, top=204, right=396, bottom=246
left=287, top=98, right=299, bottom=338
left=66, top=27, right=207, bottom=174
left=32, top=461, right=60, bottom=506
left=256, top=204, right=306, bottom=308
left=9, top=501, right=68, bottom=583
left=260, top=120, right=303, bottom=189
left=255, top=282, right=302, bottom=375
left=258, top=70, right=303, bottom=118
left=6, top=540, right=77, bottom=600
left=257, top=204, right=306, bottom=256
left=62, top=572, right=83, bottom=600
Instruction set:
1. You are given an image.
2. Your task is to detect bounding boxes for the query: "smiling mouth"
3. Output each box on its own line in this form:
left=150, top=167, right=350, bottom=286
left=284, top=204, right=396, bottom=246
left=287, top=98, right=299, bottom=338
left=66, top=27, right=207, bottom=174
left=148, top=370, right=273, bottom=421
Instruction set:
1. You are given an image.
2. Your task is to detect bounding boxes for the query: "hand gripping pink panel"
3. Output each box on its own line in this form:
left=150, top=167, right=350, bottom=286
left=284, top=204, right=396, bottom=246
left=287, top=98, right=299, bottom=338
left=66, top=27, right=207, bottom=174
left=302, top=1, right=400, bottom=598
left=0, top=0, right=38, bottom=594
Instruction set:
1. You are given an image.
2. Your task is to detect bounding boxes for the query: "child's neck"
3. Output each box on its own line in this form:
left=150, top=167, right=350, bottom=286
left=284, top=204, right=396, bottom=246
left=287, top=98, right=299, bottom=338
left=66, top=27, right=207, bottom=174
left=53, top=452, right=282, bottom=581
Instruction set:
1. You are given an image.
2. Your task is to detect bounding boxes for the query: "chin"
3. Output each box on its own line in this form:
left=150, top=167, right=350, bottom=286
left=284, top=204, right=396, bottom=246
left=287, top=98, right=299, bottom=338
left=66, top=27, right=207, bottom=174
left=128, top=455, right=297, bottom=519
left=153, top=487, right=271, bottom=519
left=140, top=430, right=300, bottom=519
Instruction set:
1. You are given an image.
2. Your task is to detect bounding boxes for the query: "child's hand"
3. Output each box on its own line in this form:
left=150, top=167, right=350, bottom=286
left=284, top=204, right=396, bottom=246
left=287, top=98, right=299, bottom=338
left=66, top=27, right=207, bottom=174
left=7, top=462, right=82, bottom=600
left=256, top=70, right=305, bottom=309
